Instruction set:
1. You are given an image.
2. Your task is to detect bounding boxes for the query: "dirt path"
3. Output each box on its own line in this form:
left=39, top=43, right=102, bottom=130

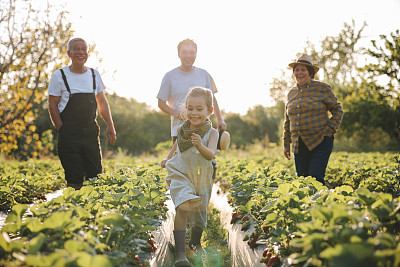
left=210, top=183, right=266, bottom=267
left=150, top=183, right=278, bottom=266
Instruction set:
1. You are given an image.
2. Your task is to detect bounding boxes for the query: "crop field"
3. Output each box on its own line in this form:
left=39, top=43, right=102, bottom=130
left=0, top=150, right=399, bottom=267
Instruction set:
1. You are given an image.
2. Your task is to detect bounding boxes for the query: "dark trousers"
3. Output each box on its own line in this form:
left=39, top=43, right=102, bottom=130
left=294, top=136, right=334, bottom=185
left=58, top=130, right=102, bottom=186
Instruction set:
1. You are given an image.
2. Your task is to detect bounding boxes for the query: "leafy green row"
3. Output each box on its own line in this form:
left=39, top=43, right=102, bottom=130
left=219, top=152, right=400, bottom=266
left=0, top=162, right=168, bottom=267
left=0, top=160, right=65, bottom=211
left=325, top=152, right=399, bottom=195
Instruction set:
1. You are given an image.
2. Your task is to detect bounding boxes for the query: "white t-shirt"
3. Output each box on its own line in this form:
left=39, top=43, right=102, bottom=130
left=157, top=67, right=216, bottom=136
left=48, top=66, right=105, bottom=112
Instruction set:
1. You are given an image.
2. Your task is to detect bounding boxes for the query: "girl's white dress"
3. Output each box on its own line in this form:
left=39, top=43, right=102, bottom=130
left=165, top=127, right=214, bottom=229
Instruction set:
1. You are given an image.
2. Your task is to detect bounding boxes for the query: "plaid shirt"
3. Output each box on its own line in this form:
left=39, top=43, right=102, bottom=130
left=283, top=80, right=343, bottom=154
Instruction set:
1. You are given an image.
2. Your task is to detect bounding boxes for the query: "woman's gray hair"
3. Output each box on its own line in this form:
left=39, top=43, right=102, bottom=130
left=67, top=38, right=87, bottom=51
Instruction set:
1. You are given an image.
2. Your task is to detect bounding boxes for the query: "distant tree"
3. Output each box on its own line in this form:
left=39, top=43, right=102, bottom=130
left=363, top=30, right=400, bottom=142
left=305, top=20, right=367, bottom=91
left=366, top=29, right=400, bottom=90
left=224, top=114, right=251, bottom=148
left=340, top=82, right=398, bottom=143
left=97, top=93, right=170, bottom=155
left=269, top=70, right=294, bottom=104
left=244, top=105, right=280, bottom=144
left=0, top=0, right=73, bottom=157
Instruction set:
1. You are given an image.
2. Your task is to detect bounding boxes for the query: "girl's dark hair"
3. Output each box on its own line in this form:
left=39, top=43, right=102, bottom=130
left=293, top=64, right=315, bottom=79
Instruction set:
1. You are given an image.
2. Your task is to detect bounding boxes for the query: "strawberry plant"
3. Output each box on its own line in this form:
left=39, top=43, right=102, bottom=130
left=217, top=152, right=400, bottom=266
left=0, top=160, right=167, bottom=266
left=0, top=159, right=65, bottom=211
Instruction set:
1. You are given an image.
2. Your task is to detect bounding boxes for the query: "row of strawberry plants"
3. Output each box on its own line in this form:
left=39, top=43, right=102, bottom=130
left=0, top=161, right=168, bottom=266
left=218, top=152, right=400, bottom=266
left=325, top=152, right=399, bottom=195
left=0, top=160, right=65, bottom=211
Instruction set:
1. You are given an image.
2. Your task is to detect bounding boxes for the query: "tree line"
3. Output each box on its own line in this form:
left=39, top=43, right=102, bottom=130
left=1, top=2, right=399, bottom=159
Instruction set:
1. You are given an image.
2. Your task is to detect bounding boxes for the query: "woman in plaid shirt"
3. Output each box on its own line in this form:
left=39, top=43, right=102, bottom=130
left=283, top=54, right=343, bottom=185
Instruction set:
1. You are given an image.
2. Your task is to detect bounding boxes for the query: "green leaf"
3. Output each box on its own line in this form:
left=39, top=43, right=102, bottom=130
left=27, top=233, right=46, bottom=254
left=98, top=213, right=128, bottom=227
left=90, top=255, right=113, bottom=267
left=30, top=206, right=50, bottom=217
left=374, top=249, right=395, bottom=259
left=276, top=183, right=292, bottom=195
left=0, top=186, right=11, bottom=193
left=320, top=243, right=373, bottom=261
left=245, top=200, right=256, bottom=211
left=5, top=204, right=28, bottom=223
left=0, top=232, right=10, bottom=252
left=42, top=211, right=73, bottom=230
left=75, top=206, right=92, bottom=219
left=264, top=212, right=278, bottom=225
left=138, top=224, right=155, bottom=233
left=25, top=251, right=69, bottom=267
left=2, top=222, right=22, bottom=233
left=27, top=219, right=45, bottom=233
left=260, top=199, right=277, bottom=212
left=356, top=187, right=377, bottom=206
left=373, top=232, right=396, bottom=248
left=370, top=202, right=392, bottom=221
left=64, top=240, right=88, bottom=253
left=311, top=206, right=333, bottom=222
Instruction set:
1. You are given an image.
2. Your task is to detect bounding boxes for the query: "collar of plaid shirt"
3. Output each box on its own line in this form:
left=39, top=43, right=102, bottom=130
left=296, top=79, right=313, bottom=89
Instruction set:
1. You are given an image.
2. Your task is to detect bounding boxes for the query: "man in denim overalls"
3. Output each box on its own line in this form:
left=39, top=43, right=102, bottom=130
left=48, top=38, right=116, bottom=190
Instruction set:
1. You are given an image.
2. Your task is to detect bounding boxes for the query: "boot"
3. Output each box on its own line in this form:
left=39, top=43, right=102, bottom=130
left=173, top=230, right=191, bottom=267
left=188, top=227, right=206, bottom=257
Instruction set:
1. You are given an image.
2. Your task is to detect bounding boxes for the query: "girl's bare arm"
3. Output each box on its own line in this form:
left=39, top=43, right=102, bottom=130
left=161, top=141, right=177, bottom=168
left=192, top=129, right=219, bottom=160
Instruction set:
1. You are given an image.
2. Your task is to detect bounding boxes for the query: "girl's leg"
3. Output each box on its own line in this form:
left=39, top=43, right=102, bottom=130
left=175, top=201, right=190, bottom=230
left=189, top=226, right=203, bottom=248
left=174, top=201, right=191, bottom=262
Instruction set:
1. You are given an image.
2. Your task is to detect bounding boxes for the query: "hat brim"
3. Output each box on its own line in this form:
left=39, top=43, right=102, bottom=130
left=288, top=62, right=319, bottom=74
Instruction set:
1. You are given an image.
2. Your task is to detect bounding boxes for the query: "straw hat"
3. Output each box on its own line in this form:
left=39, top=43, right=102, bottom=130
left=217, top=130, right=230, bottom=151
left=288, top=54, right=319, bottom=74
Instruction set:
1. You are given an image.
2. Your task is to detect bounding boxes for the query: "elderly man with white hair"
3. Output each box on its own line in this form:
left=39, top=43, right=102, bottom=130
left=48, top=38, right=116, bottom=190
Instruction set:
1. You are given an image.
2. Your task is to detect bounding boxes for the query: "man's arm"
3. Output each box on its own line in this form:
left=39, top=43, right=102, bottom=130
left=48, top=95, right=63, bottom=131
left=211, top=78, right=227, bottom=130
left=158, top=98, right=183, bottom=120
left=96, top=91, right=116, bottom=145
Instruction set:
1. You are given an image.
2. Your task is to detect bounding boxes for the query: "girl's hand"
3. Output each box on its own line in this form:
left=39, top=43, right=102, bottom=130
left=161, top=159, right=168, bottom=168
left=191, top=133, right=202, bottom=148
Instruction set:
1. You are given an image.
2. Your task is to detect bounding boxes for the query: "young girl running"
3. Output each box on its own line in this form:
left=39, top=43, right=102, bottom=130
left=161, top=86, right=219, bottom=266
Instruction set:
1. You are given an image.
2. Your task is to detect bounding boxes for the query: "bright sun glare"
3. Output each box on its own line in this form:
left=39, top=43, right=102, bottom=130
left=61, top=0, right=400, bottom=114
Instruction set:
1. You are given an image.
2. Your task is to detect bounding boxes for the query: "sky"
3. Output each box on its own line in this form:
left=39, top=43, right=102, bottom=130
left=62, top=0, right=400, bottom=114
